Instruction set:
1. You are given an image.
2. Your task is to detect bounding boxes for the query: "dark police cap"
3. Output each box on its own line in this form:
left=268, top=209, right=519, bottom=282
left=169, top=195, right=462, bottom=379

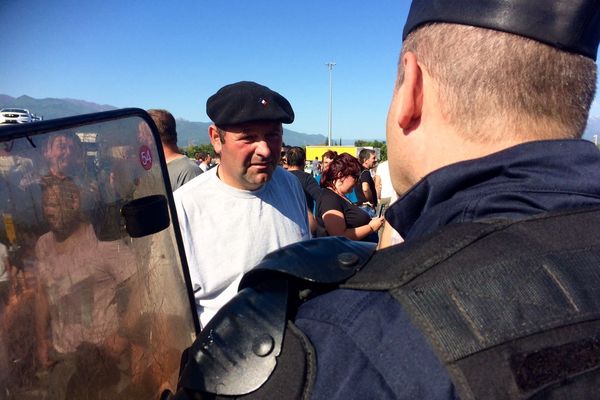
left=206, top=81, right=295, bottom=126
left=403, top=0, right=600, bottom=60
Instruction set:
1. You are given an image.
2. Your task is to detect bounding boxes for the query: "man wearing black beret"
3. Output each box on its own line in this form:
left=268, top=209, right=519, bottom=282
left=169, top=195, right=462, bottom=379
left=167, top=1, right=600, bottom=399
left=173, top=81, right=309, bottom=329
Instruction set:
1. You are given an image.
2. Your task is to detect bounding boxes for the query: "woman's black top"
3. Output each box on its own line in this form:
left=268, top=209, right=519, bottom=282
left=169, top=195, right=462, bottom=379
left=316, top=188, right=378, bottom=242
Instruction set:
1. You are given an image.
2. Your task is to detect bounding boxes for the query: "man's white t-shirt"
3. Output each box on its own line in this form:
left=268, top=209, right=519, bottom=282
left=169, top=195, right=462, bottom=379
left=376, top=160, right=398, bottom=203
left=35, top=224, right=137, bottom=353
left=174, top=166, right=309, bottom=327
left=375, top=160, right=404, bottom=245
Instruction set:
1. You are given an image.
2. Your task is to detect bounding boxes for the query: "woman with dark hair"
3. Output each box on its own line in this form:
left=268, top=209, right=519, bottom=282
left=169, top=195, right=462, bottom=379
left=316, top=153, right=384, bottom=243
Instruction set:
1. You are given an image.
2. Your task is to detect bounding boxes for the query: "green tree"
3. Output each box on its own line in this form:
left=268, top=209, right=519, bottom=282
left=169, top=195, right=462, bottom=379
left=355, top=139, right=386, bottom=147
left=379, top=144, right=387, bottom=161
left=354, top=140, right=387, bottom=161
left=181, top=144, right=215, bottom=159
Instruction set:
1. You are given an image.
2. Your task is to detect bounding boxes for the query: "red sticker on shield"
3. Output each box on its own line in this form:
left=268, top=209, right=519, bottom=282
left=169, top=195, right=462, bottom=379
left=139, top=145, right=153, bottom=170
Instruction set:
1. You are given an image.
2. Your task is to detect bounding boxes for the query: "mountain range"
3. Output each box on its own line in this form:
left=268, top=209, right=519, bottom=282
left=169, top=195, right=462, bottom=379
left=0, top=95, right=328, bottom=147
left=2, top=94, right=599, bottom=145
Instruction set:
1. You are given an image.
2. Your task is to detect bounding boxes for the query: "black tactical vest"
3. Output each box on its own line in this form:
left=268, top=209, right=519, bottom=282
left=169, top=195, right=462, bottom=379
left=168, top=207, right=600, bottom=399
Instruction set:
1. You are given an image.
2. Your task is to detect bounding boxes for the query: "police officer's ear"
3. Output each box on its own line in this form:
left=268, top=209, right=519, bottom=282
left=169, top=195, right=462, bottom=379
left=396, top=51, right=423, bottom=132
left=208, top=124, right=224, bottom=154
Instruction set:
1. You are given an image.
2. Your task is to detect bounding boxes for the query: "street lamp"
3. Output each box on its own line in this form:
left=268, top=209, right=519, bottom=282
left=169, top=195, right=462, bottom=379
left=325, top=62, right=336, bottom=146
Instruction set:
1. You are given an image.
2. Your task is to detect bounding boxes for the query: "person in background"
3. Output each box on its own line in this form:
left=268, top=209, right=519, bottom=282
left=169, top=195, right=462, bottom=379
left=316, top=153, right=383, bottom=243
left=279, top=144, right=291, bottom=170
left=313, top=150, right=336, bottom=186
left=354, top=148, right=378, bottom=216
left=311, top=156, right=320, bottom=177
left=44, top=133, right=82, bottom=180
left=0, top=241, right=9, bottom=311
left=374, top=160, right=393, bottom=203
left=315, top=149, right=360, bottom=203
left=147, top=109, right=201, bottom=191
left=43, top=131, right=99, bottom=215
left=34, top=176, right=138, bottom=398
left=195, top=152, right=212, bottom=173
left=375, top=159, right=403, bottom=247
left=321, top=150, right=336, bottom=173
left=285, top=146, right=322, bottom=236
left=173, top=81, right=309, bottom=328
left=315, top=150, right=336, bottom=184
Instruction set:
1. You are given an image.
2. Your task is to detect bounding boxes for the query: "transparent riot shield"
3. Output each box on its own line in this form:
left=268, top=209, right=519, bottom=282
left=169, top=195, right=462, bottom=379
left=0, top=109, right=199, bottom=399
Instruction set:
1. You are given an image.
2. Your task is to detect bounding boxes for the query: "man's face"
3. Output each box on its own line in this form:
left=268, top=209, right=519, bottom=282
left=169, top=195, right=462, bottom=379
left=210, top=121, right=283, bottom=190
left=45, top=135, right=79, bottom=177
left=365, top=153, right=377, bottom=169
left=42, top=184, right=81, bottom=241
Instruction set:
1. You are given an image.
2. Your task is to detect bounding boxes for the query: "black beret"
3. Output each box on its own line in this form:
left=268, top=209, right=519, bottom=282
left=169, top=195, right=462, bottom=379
left=206, top=81, right=295, bottom=126
left=403, top=0, right=600, bottom=60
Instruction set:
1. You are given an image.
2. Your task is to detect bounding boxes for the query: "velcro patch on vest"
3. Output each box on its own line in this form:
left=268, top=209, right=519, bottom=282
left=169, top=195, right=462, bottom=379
left=392, top=245, right=600, bottom=363
left=512, top=337, right=600, bottom=391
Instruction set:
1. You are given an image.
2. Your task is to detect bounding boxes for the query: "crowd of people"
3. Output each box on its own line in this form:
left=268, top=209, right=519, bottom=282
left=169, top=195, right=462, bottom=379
left=279, top=146, right=394, bottom=243
left=315, top=152, right=383, bottom=243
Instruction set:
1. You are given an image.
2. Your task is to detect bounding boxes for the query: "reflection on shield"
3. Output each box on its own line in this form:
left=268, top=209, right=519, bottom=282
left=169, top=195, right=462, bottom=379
left=0, top=110, right=198, bottom=399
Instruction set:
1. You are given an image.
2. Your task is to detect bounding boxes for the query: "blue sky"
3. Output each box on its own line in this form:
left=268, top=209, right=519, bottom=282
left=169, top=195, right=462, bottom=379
left=1, top=0, right=599, bottom=141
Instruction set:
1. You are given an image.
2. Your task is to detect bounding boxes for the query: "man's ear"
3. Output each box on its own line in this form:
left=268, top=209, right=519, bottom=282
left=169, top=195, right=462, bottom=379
left=208, top=125, right=223, bottom=154
left=397, top=51, right=423, bottom=131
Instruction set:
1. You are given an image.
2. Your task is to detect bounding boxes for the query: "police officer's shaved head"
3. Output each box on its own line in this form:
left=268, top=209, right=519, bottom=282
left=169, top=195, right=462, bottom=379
left=398, top=0, right=599, bottom=142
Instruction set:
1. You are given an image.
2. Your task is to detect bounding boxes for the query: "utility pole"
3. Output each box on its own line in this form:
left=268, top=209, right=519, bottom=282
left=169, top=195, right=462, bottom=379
left=594, top=134, right=598, bottom=146
left=325, top=62, right=336, bottom=147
